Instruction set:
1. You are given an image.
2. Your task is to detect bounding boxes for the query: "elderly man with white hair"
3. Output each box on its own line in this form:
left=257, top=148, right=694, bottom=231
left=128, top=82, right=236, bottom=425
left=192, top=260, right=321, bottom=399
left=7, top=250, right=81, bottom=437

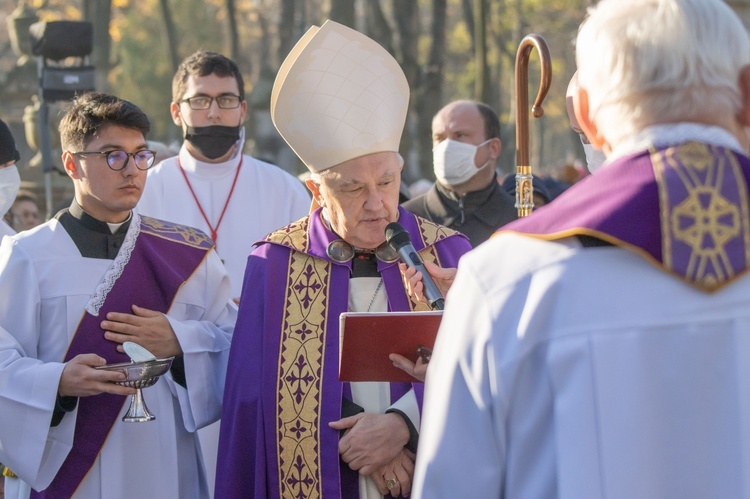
left=412, top=0, right=750, bottom=497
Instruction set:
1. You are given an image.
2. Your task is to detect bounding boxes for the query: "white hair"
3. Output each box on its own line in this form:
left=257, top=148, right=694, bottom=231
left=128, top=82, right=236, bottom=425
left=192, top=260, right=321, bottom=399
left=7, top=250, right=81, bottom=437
left=576, top=0, right=750, bottom=145
left=308, top=152, right=404, bottom=185
left=308, top=166, right=335, bottom=186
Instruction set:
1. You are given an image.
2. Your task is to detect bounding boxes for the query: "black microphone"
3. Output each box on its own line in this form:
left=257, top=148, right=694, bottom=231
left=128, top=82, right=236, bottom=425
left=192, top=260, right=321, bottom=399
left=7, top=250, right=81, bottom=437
left=385, top=222, right=445, bottom=310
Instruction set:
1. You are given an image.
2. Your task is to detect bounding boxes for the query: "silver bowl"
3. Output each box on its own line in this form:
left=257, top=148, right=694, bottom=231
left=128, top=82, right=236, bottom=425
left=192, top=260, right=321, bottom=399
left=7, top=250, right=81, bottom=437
left=97, top=357, right=173, bottom=422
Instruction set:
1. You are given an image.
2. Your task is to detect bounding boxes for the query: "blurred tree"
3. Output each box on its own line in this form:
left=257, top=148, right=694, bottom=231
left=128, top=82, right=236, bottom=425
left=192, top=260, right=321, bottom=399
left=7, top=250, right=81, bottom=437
left=413, top=0, right=447, bottom=180
left=226, top=0, right=239, bottom=62
left=328, top=0, right=354, bottom=28
left=157, top=0, right=179, bottom=73
left=364, top=0, right=394, bottom=55
left=461, top=0, right=475, bottom=53
left=393, top=0, right=419, bottom=178
left=473, top=0, right=489, bottom=103
left=82, top=0, right=112, bottom=92
left=278, top=0, right=296, bottom=62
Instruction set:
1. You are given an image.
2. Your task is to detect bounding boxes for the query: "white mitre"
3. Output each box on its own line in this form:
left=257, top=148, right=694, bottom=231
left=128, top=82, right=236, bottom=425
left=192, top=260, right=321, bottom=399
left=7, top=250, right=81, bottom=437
left=271, top=20, right=409, bottom=172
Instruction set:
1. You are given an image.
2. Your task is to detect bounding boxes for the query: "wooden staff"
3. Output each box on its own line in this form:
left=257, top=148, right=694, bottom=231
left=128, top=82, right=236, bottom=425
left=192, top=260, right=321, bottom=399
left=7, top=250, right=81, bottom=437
left=515, top=34, right=552, bottom=217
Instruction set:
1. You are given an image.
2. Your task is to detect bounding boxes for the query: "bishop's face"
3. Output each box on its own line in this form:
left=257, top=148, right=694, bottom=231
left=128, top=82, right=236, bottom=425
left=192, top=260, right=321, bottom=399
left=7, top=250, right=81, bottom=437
left=306, top=152, right=403, bottom=249
left=62, top=125, right=148, bottom=223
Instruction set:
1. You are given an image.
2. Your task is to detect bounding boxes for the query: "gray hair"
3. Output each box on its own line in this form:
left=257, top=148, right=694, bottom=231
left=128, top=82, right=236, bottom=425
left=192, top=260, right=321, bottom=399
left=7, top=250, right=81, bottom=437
left=308, top=152, right=404, bottom=185
left=308, top=167, right=334, bottom=186
left=576, top=0, right=750, bottom=145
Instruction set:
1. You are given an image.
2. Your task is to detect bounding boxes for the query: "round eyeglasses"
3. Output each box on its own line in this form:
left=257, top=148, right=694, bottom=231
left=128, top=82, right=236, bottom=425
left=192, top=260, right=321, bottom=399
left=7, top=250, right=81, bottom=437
left=72, top=150, right=157, bottom=171
left=179, top=95, right=242, bottom=110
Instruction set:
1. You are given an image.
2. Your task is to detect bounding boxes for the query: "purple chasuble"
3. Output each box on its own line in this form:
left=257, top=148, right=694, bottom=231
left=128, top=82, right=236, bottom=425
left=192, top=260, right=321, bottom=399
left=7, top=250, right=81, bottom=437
left=32, top=216, right=214, bottom=498
left=500, top=142, right=750, bottom=292
left=216, top=207, right=470, bottom=499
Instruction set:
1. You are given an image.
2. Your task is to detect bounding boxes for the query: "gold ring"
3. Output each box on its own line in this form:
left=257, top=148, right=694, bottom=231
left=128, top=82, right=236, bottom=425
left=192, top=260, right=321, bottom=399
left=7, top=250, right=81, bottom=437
left=386, top=478, right=398, bottom=490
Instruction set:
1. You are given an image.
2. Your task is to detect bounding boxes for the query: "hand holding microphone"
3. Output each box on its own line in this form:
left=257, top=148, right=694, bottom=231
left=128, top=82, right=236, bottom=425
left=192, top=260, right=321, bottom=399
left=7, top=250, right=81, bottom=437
left=385, top=222, right=446, bottom=310
left=400, top=260, right=456, bottom=303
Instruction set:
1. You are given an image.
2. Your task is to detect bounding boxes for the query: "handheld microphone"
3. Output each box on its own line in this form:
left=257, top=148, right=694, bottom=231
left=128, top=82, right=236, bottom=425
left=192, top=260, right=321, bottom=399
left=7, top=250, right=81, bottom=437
left=385, top=222, right=445, bottom=310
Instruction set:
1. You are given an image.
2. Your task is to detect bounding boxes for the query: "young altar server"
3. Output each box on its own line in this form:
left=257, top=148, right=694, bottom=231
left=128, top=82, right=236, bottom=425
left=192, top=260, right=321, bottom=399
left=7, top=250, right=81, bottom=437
left=0, top=92, right=235, bottom=499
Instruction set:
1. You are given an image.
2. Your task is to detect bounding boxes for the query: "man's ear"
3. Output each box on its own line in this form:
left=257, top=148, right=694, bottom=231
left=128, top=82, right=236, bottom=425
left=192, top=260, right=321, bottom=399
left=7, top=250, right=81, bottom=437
left=170, top=102, right=182, bottom=126
left=240, top=99, right=248, bottom=124
left=574, top=87, right=607, bottom=151
left=62, top=151, right=79, bottom=180
left=737, top=65, right=750, bottom=127
left=488, top=137, right=502, bottom=159
left=305, top=178, right=324, bottom=213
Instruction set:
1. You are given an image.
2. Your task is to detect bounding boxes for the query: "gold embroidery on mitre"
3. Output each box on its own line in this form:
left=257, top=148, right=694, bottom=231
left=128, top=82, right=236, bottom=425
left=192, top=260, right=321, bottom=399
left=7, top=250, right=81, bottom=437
left=139, top=216, right=214, bottom=249
left=654, top=142, right=750, bottom=290
left=265, top=217, right=310, bottom=254
left=276, top=250, right=330, bottom=499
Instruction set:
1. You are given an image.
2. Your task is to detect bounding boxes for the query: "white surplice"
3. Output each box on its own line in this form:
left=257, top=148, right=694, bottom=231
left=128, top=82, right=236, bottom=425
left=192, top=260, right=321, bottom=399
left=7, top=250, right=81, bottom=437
left=413, top=231, right=750, bottom=498
left=138, top=141, right=309, bottom=495
left=0, top=213, right=236, bottom=499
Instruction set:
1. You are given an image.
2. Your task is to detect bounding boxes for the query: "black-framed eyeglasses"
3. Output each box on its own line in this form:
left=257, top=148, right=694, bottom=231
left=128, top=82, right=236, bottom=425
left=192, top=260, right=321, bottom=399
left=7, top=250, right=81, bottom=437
left=179, top=95, right=242, bottom=110
left=72, top=150, right=157, bottom=171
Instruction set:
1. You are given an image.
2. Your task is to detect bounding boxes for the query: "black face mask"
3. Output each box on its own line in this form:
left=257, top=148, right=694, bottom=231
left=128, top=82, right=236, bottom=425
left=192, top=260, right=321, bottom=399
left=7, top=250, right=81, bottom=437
left=184, top=125, right=241, bottom=160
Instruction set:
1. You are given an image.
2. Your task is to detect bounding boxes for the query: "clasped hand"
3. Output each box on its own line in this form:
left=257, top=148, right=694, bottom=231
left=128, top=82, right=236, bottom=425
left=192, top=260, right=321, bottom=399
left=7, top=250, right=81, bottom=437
left=101, top=304, right=182, bottom=359
left=329, top=412, right=410, bottom=475
left=372, top=448, right=416, bottom=497
left=329, top=412, right=414, bottom=496
left=58, top=305, right=179, bottom=399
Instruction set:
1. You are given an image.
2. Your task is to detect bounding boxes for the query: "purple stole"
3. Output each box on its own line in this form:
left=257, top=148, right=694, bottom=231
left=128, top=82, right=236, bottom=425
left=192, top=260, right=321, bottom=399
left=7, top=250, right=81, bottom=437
left=32, top=216, right=214, bottom=498
left=500, top=142, right=750, bottom=291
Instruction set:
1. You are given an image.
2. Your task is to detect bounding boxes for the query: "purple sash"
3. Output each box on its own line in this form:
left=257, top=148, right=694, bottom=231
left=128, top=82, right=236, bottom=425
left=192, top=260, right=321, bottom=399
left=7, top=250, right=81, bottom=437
left=32, top=216, right=214, bottom=498
left=500, top=142, right=750, bottom=291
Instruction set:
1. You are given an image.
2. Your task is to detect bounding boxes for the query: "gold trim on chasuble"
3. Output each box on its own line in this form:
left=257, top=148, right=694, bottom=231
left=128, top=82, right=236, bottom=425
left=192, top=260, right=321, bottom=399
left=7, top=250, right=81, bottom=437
left=652, top=143, right=750, bottom=291
left=268, top=214, right=458, bottom=496
left=273, top=217, right=328, bottom=499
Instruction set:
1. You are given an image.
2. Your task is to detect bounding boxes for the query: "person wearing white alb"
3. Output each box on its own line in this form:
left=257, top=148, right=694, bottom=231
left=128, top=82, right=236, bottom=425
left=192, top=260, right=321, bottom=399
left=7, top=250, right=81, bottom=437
left=413, top=0, right=750, bottom=497
left=0, top=93, right=235, bottom=499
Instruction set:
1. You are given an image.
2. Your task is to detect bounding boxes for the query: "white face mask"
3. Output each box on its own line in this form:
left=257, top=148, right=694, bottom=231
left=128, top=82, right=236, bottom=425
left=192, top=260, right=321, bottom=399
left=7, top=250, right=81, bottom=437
left=0, top=165, right=20, bottom=217
left=582, top=142, right=607, bottom=173
left=433, top=139, right=489, bottom=186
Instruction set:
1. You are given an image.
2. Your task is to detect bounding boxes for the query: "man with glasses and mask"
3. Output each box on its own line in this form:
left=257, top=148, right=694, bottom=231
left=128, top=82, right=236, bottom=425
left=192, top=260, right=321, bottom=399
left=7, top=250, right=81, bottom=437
left=0, top=92, right=235, bottom=498
left=137, top=50, right=309, bottom=489
left=138, top=49, right=310, bottom=300
left=402, top=100, right=517, bottom=247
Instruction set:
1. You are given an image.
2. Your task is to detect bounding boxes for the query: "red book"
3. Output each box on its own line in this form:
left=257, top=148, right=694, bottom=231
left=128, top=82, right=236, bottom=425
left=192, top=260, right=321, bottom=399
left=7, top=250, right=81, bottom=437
left=338, top=311, right=443, bottom=382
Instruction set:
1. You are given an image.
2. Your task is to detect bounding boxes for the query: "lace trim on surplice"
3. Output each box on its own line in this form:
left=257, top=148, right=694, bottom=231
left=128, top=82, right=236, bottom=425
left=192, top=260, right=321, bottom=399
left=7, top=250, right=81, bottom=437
left=84, top=214, right=141, bottom=316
